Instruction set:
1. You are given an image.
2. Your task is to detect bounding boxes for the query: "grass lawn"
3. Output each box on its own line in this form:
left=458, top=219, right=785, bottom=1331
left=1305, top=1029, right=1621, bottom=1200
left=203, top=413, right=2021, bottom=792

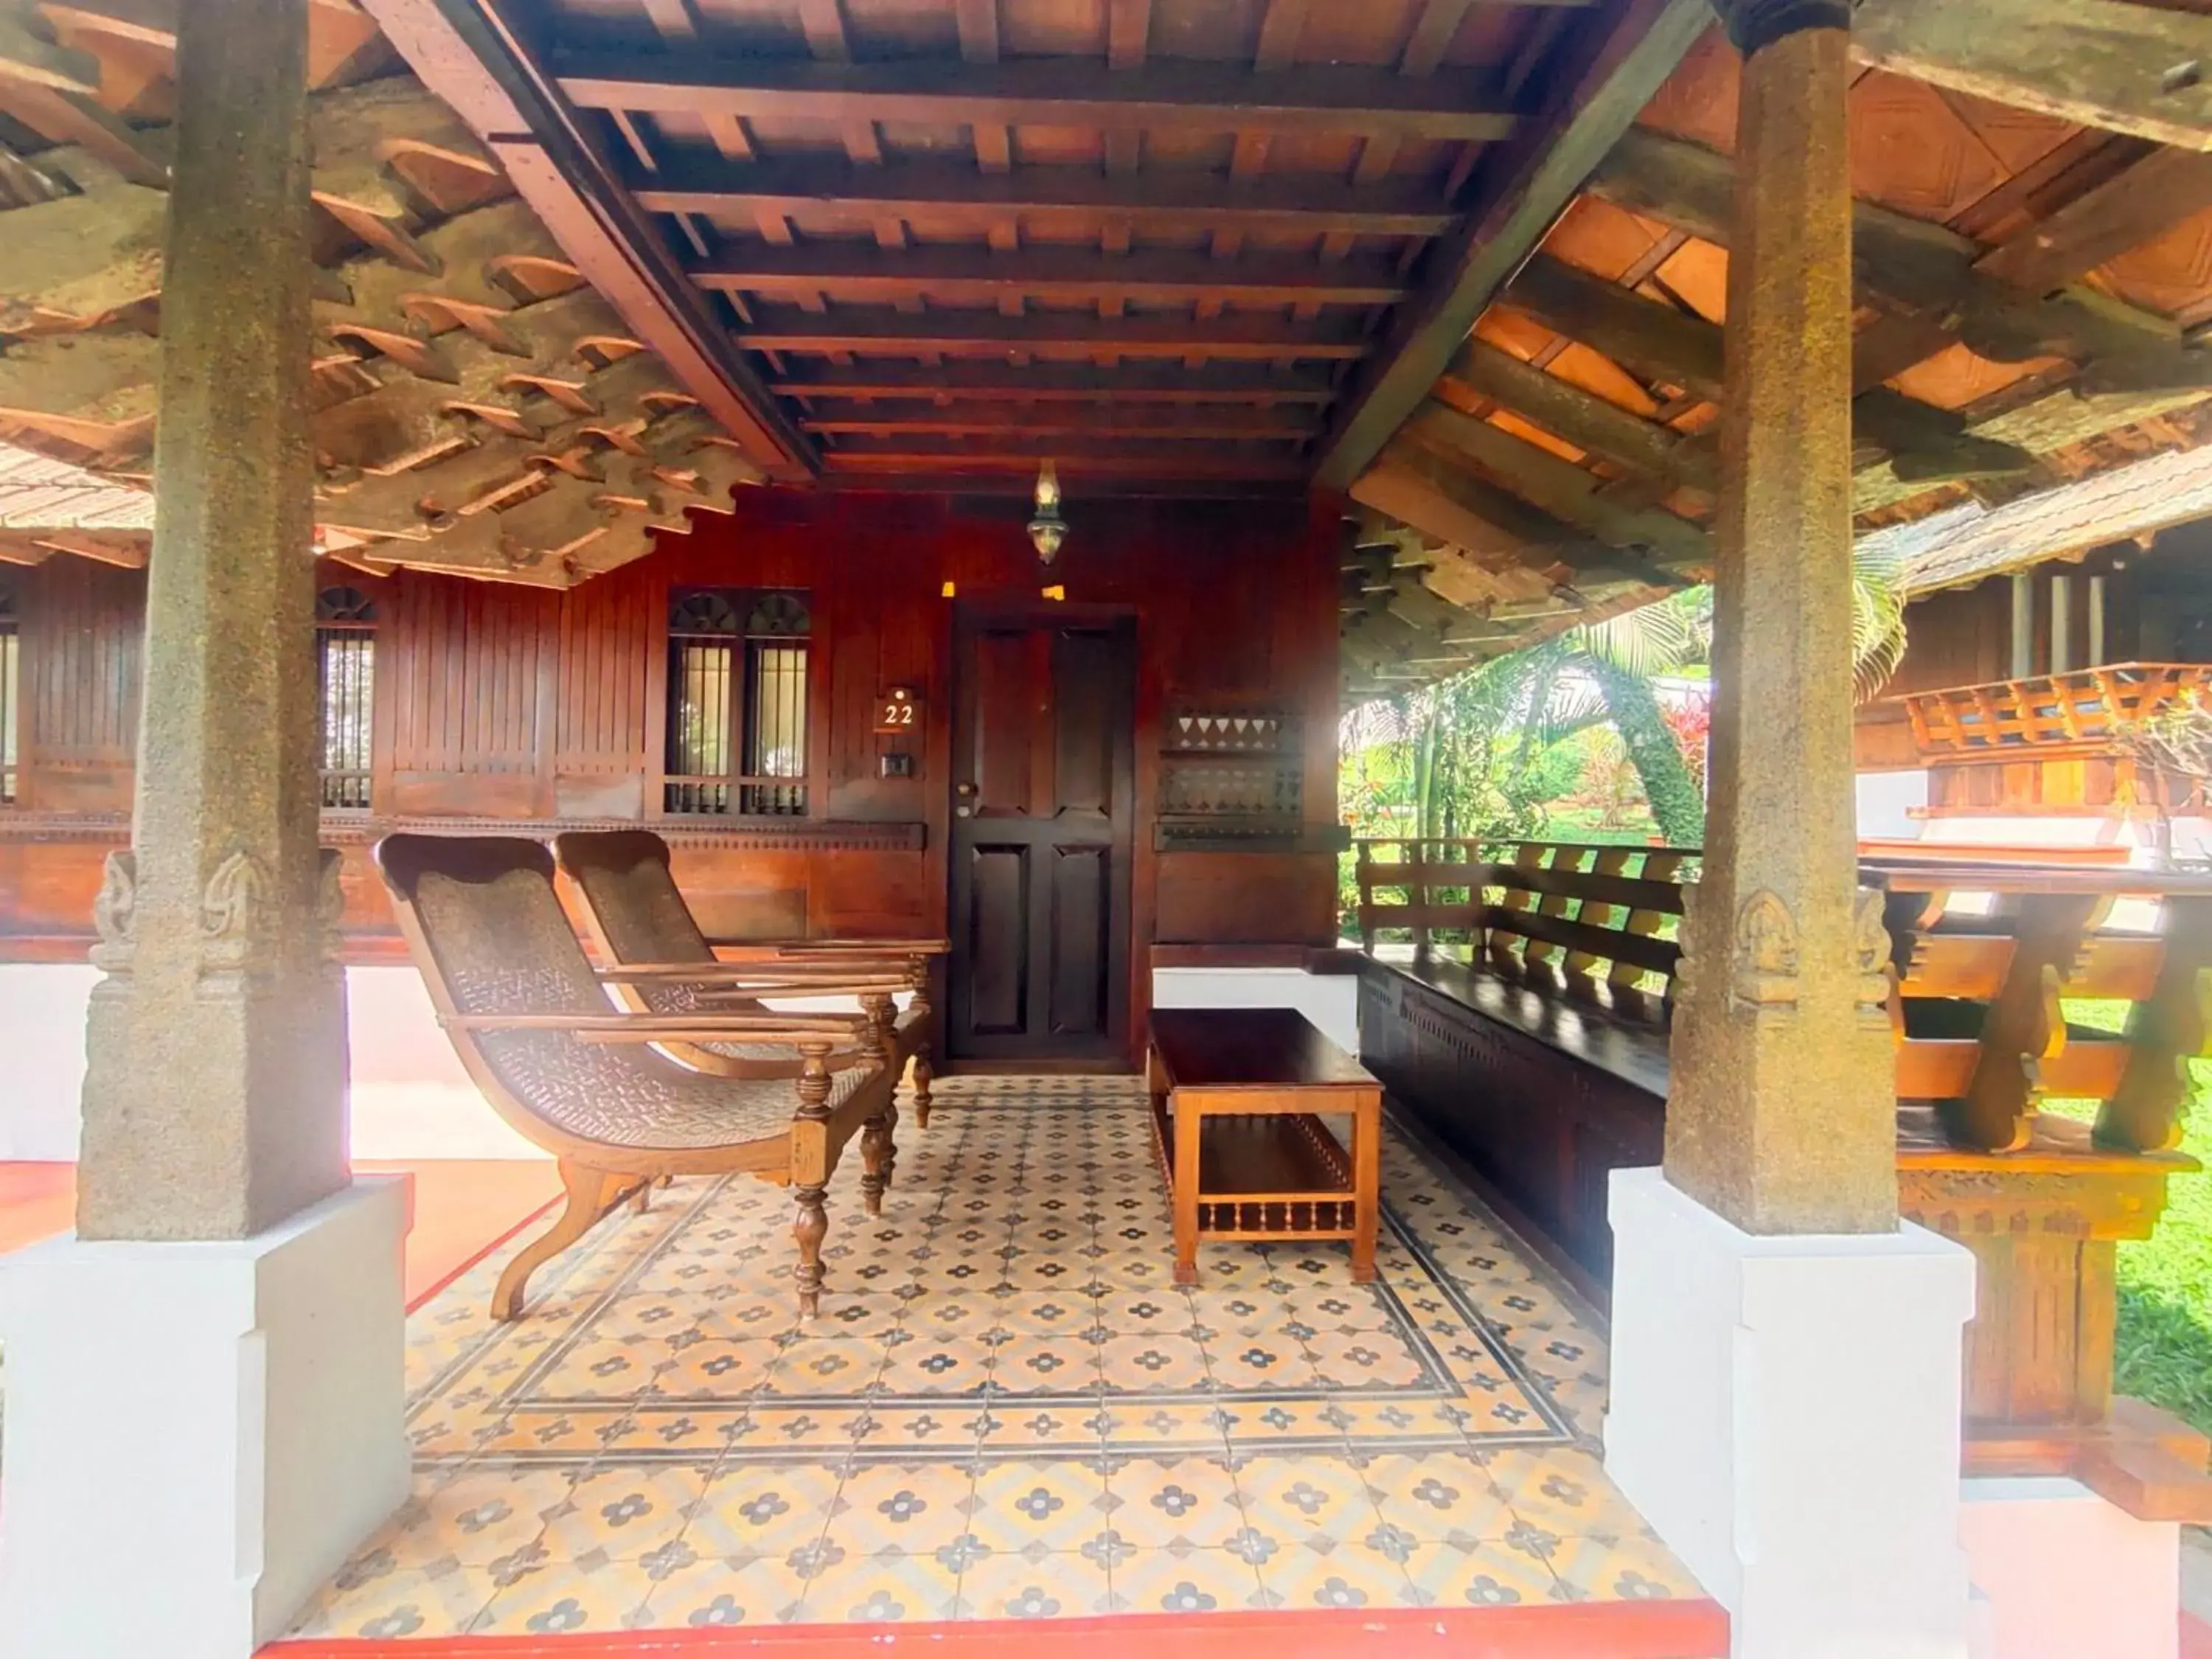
left=2045, top=1002, right=2212, bottom=1437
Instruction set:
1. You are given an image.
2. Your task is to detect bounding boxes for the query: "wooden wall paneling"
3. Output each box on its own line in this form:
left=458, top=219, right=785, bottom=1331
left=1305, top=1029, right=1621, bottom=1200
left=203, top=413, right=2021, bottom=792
left=388, top=570, right=559, bottom=815
left=20, top=558, right=144, bottom=812
left=555, top=557, right=654, bottom=817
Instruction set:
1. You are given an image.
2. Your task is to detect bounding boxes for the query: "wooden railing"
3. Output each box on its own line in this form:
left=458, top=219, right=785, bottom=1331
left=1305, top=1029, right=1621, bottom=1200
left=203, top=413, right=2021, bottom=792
left=1893, top=661, right=2212, bottom=762
left=1354, top=838, right=1689, bottom=1020
left=1354, top=837, right=2212, bottom=1512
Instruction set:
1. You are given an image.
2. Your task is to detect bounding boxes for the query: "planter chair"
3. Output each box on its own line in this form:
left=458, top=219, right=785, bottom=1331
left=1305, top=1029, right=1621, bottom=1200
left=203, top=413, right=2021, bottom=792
left=375, top=833, right=900, bottom=1321
left=552, top=829, right=945, bottom=1127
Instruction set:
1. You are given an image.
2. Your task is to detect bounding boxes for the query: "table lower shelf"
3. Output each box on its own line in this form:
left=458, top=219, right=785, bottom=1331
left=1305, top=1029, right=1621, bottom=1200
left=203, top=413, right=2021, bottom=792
left=1149, top=1094, right=1360, bottom=1239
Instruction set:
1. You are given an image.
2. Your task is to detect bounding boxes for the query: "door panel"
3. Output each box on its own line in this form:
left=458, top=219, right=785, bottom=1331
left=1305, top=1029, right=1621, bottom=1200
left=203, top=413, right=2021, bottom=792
left=949, top=613, right=1134, bottom=1061
left=966, top=844, right=1030, bottom=1036
left=1048, top=845, right=1108, bottom=1037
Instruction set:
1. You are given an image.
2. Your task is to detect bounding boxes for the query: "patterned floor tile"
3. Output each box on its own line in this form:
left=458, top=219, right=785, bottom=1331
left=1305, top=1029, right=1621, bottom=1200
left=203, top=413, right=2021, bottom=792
left=472, top=1557, right=658, bottom=1636
left=962, top=1456, right=1116, bottom=1553
left=799, top=1548, right=964, bottom=1623
left=955, top=1546, right=1115, bottom=1620
left=1357, top=1450, right=1512, bottom=1543
left=1399, top=1540, right=1562, bottom=1610
left=538, top=1463, right=710, bottom=1560
left=289, top=1077, right=1664, bottom=1642
left=636, top=1553, right=813, bottom=1630
left=1253, top=1540, right=1416, bottom=1613
left=287, top=1565, right=500, bottom=1640
left=682, top=1461, right=844, bottom=1557
left=1107, top=1453, right=1250, bottom=1549
left=1108, top=1543, right=1267, bottom=1615
left=826, top=1461, right=977, bottom=1555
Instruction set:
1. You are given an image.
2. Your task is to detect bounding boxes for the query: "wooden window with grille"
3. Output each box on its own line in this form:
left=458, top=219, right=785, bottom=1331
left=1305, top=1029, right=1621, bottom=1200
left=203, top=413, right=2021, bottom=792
left=664, top=588, right=810, bottom=816
left=0, top=579, right=16, bottom=806
left=316, top=585, right=376, bottom=810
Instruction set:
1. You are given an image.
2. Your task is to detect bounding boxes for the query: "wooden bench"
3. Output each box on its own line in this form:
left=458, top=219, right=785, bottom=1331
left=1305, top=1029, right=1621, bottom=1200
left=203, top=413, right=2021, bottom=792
left=1146, top=1007, right=1382, bottom=1286
left=1354, top=838, right=2212, bottom=1521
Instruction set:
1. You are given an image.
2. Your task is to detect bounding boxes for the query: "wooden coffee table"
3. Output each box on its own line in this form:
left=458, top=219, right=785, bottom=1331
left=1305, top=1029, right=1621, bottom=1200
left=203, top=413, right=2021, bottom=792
left=1145, top=1007, right=1382, bottom=1285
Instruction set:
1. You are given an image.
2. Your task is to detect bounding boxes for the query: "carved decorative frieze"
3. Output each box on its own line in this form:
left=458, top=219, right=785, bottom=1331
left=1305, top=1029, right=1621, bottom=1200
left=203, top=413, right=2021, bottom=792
left=201, top=848, right=273, bottom=973
left=1731, top=887, right=1801, bottom=1011
left=88, top=850, right=137, bottom=973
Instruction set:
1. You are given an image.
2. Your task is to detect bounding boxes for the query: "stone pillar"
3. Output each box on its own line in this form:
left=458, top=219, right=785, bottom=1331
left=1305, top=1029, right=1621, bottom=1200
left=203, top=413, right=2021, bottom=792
left=0, top=2, right=408, bottom=1652
left=1603, top=7, right=1979, bottom=1655
left=74, top=0, right=348, bottom=1239
left=1663, top=0, right=1896, bottom=1237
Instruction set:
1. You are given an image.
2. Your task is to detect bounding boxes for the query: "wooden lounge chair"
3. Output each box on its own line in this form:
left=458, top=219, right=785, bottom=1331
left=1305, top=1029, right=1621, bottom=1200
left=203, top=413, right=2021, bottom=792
left=552, top=829, right=945, bottom=1127
left=375, top=834, right=900, bottom=1321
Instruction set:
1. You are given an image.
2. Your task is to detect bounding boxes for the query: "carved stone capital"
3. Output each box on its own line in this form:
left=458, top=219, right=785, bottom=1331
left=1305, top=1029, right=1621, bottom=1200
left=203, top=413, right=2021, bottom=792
left=1709, top=0, right=1851, bottom=55
left=89, top=850, right=138, bottom=973
left=1853, top=886, right=1897, bottom=1027
left=1731, top=887, right=1801, bottom=1012
left=201, top=847, right=274, bottom=973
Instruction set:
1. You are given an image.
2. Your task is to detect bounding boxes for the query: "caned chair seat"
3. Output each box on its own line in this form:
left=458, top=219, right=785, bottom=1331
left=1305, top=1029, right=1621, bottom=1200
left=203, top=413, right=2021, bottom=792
left=552, top=829, right=944, bottom=1126
left=378, top=834, right=902, bottom=1321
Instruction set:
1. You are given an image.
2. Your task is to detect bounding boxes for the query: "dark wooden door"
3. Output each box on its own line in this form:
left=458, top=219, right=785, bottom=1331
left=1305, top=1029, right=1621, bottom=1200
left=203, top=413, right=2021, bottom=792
left=948, top=612, right=1135, bottom=1062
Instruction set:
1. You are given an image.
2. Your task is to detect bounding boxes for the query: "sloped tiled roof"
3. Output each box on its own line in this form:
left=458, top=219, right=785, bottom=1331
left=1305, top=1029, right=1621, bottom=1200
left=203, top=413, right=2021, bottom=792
left=1858, top=443, right=2212, bottom=597
left=0, top=443, right=151, bottom=532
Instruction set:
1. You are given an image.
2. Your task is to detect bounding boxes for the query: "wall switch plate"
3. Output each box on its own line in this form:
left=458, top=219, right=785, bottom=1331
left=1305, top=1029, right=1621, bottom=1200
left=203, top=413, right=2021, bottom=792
left=880, top=752, right=914, bottom=779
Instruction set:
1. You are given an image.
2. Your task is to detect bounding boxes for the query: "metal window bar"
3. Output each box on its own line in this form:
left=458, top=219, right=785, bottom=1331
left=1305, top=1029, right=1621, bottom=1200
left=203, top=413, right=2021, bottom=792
left=664, top=637, right=735, bottom=814
left=741, top=639, right=807, bottom=815
left=0, top=620, right=16, bottom=806
left=316, top=626, right=375, bottom=810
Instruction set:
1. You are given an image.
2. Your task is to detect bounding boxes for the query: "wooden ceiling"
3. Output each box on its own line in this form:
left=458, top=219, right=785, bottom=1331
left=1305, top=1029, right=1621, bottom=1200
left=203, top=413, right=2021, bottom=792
left=0, top=0, right=763, bottom=587
left=4, top=0, right=2212, bottom=696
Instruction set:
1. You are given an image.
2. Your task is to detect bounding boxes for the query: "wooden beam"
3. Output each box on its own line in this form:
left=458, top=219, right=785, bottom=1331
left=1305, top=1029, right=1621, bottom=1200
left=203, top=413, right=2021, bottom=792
left=818, top=448, right=1309, bottom=481
left=357, top=0, right=815, bottom=477
left=1590, top=127, right=2212, bottom=391
left=1853, top=0, right=2212, bottom=155
left=1973, top=147, right=2212, bottom=293
left=765, top=361, right=1339, bottom=402
left=554, top=52, right=1519, bottom=143
left=1405, top=398, right=1711, bottom=571
left=1501, top=253, right=2039, bottom=481
left=628, top=153, right=1458, bottom=239
left=798, top=402, right=1318, bottom=439
left=1444, top=336, right=1717, bottom=493
left=732, top=307, right=1371, bottom=359
left=1350, top=451, right=1639, bottom=577
left=691, top=243, right=1408, bottom=307
left=1311, top=0, right=1712, bottom=488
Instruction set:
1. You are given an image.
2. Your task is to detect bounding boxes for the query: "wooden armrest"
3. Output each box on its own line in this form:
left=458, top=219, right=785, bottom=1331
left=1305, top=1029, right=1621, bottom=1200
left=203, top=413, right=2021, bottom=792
left=599, top=964, right=913, bottom=991
left=442, top=1012, right=866, bottom=1036
left=704, top=937, right=951, bottom=957
left=572, top=1027, right=856, bottom=1048
left=690, top=980, right=914, bottom=1000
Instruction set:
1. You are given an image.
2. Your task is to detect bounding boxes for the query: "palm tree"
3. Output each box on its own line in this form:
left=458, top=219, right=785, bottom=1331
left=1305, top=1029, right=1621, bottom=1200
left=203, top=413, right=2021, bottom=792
left=1354, top=543, right=1911, bottom=851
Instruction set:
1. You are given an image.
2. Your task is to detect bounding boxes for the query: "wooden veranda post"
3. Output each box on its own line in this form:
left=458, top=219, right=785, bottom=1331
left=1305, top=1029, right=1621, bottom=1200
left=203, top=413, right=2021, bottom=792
left=74, top=0, right=348, bottom=1239
left=1662, top=0, right=1898, bottom=1234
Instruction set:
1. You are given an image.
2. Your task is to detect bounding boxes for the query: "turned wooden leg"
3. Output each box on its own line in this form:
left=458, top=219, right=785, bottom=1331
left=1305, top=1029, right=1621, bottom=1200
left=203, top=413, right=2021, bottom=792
left=911, top=1050, right=934, bottom=1130
left=494, top=1158, right=617, bottom=1322
left=793, top=1182, right=829, bottom=1318
left=860, top=1101, right=899, bottom=1217
left=631, top=1180, right=652, bottom=1214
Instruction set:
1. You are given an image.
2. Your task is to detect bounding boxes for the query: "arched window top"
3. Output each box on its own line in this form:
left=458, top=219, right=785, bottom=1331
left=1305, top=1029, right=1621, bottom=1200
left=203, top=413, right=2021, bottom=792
left=746, top=591, right=810, bottom=637
left=669, top=589, right=742, bottom=636
left=316, top=585, right=376, bottom=625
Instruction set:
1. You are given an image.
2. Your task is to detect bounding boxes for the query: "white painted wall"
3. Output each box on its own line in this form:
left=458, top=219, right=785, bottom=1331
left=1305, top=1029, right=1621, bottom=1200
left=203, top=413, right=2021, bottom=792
left=1857, top=768, right=1932, bottom=841
left=1150, top=966, right=1361, bottom=1054
left=0, top=963, right=542, bottom=1164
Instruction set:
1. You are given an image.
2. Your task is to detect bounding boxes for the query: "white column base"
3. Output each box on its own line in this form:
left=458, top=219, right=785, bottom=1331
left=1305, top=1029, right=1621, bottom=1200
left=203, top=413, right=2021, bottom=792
left=0, top=1178, right=411, bottom=1659
left=1604, top=1166, right=1979, bottom=1659
left=1958, top=1477, right=2178, bottom=1659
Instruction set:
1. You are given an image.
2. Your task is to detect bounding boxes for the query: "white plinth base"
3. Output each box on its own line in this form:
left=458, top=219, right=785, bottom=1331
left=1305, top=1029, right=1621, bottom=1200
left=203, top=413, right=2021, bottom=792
left=1958, top=1477, right=2178, bottom=1659
left=0, top=1178, right=411, bottom=1659
left=1150, top=967, right=1361, bottom=1054
left=1604, top=1166, right=1979, bottom=1659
